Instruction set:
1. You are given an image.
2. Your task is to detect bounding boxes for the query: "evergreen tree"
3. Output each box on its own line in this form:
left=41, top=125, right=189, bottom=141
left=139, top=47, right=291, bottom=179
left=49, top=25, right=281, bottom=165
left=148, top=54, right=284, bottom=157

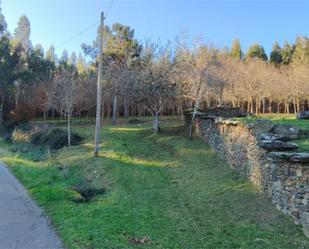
left=230, top=39, right=242, bottom=59
left=76, top=53, right=87, bottom=73
left=13, top=15, right=32, bottom=52
left=0, top=36, right=21, bottom=121
left=292, top=36, right=309, bottom=64
left=60, top=50, right=69, bottom=64
left=69, top=52, right=77, bottom=65
left=45, top=46, right=57, bottom=64
left=269, top=42, right=283, bottom=64
left=34, top=44, right=44, bottom=57
left=281, top=41, right=294, bottom=65
left=246, top=43, right=268, bottom=61
left=0, top=0, right=7, bottom=35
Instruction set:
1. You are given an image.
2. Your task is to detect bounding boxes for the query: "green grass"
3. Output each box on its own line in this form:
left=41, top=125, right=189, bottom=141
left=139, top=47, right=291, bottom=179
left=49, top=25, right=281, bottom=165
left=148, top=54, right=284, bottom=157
left=258, top=114, right=309, bottom=130
left=235, top=114, right=309, bottom=152
left=236, top=114, right=309, bottom=130
left=257, top=114, right=309, bottom=152
left=0, top=120, right=308, bottom=249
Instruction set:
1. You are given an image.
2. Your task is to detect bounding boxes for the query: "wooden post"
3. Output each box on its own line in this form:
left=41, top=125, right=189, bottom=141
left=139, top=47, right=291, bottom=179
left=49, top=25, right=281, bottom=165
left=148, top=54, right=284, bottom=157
left=94, top=12, right=104, bottom=157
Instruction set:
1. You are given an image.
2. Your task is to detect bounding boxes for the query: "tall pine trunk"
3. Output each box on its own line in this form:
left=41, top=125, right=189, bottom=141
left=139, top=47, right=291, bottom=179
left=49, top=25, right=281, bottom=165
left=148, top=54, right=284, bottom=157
left=112, top=94, right=117, bottom=125
left=124, top=97, right=129, bottom=124
left=0, top=95, right=4, bottom=124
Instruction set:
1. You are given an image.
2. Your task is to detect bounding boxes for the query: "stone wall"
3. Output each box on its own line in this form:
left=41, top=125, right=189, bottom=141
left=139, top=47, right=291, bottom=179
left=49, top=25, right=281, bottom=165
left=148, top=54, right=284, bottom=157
left=191, top=115, right=309, bottom=237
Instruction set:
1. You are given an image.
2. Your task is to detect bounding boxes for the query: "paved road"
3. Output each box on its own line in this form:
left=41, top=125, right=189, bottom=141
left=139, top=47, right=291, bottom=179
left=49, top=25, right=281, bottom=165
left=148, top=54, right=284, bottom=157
left=0, top=162, right=63, bottom=249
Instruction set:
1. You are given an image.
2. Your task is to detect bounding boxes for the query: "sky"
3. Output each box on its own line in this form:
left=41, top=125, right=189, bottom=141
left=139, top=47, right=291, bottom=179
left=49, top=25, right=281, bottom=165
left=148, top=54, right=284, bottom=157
left=2, top=0, right=309, bottom=57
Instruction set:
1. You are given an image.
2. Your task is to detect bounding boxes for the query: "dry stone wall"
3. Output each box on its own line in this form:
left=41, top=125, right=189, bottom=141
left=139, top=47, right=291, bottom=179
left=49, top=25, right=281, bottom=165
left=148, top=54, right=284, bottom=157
left=191, top=115, right=309, bottom=238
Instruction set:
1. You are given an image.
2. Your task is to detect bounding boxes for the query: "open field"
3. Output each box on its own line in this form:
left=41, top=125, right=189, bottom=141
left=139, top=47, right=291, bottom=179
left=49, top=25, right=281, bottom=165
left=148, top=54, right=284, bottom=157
left=0, top=119, right=308, bottom=249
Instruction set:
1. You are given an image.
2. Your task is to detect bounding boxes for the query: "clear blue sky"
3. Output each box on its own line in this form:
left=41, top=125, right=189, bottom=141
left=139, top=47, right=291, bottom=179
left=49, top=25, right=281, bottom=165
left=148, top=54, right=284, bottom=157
left=2, top=0, right=309, bottom=56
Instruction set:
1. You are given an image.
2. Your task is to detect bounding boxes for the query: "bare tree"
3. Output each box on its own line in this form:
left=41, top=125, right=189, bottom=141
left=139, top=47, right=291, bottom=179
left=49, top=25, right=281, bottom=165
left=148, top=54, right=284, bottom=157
left=48, top=67, right=81, bottom=146
left=174, top=44, right=218, bottom=139
left=136, top=42, right=177, bottom=134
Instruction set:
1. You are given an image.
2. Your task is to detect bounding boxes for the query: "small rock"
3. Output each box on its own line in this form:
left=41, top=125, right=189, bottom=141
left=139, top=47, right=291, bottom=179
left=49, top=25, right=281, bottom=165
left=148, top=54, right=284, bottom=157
left=289, top=153, right=309, bottom=163
left=272, top=124, right=300, bottom=140
left=259, top=133, right=287, bottom=141
left=252, top=119, right=273, bottom=135
left=268, top=152, right=293, bottom=160
left=259, top=140, right=298, bottom=151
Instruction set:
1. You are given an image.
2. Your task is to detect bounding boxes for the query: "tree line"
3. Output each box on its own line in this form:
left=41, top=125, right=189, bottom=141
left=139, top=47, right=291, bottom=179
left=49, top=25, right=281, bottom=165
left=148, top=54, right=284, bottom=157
left=1, top=2, right=309, bottom=133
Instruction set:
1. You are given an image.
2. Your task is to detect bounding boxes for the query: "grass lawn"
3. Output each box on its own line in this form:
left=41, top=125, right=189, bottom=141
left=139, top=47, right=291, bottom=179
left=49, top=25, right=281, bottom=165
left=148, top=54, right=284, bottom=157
left=258, top=114, right=309, bottom=152
left=237, top=114, right=309, bottom=152
left=0, top=119, right=308, bottom=249
left=258, top=114, right=309, bottom=130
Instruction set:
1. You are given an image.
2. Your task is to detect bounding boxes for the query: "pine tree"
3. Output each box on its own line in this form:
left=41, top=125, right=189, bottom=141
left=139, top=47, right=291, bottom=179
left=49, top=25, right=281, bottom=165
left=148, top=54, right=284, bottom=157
left=269, top=42, right=283, bottom=64
left=292, top=36, right=309, bottom=64
left=0, top=0, right=7, bottom=35
left=45, top=46, right=57, bottom=64
left=69, top=52, right=77, bottom=65
left=76, top=53, right=87, bottom=73
left=34, top=44, right=44, bottom=57
left=246, top=43, right=268, bottom=61
left=230, top=39, right=242, bottom=59
left=281, top=41, right=294, bottom=65
left=13, top=15, right=32, bottom=52
left=60, top=50, right=69, bottom=64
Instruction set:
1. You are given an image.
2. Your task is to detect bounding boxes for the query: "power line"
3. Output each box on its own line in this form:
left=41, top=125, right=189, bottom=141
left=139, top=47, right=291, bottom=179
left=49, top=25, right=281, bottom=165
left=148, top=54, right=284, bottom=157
left=105, top=0, right=115, bottom=18
left=55, top=22, right=99, bottom=49
left=55, top=0, right=115, bottom=50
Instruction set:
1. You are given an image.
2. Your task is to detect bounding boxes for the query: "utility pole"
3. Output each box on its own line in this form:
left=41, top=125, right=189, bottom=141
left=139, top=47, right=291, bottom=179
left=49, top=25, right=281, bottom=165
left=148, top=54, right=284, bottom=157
left=94, top=12, right=104, bottom=157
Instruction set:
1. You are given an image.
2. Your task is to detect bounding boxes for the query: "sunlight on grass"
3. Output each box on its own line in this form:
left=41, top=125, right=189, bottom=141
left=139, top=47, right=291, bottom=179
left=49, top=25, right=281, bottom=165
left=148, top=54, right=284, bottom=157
left=0, top=120, right=308, bottom=249
left=102, top=150, right=177, bottom=168
left=1, top=156, right=38, bottom=167
left=258, top=114, right=297, bottom=121
left=108, top=127, right=146, bottom=132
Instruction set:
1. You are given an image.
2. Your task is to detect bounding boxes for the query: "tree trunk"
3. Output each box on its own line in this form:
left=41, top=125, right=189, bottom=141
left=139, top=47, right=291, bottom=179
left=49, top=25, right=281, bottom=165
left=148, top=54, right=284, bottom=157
left=153, top=114, right=160, bottom=134
left=293, top=98, right=297, bottom=113
left=112, top=94, right=117, bottom=125
left=124, top=97, right=129, bottom=124
left=67, top=113, right=71, bottom=147
left=107, top=101, right=111, bottom=119
left=0, top=95, right=4, bottom=124
left=43, top=108, right=47, bottom=121
left=277, top=102, right=280, bottom=114
left=189, top=100, right=200, bottom=140
left=262, top=98, right=266, bottom=113
left=297, top=98, right=300, bottom=114
left=15, top=80, right=21, bottom=108
left=101, top=100, right=105, bottom=123
left=255, top=97, right=259, bottom=114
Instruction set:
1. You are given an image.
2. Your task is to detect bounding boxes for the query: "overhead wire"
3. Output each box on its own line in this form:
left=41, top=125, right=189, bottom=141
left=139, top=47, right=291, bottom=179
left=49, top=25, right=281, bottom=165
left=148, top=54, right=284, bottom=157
left=55, top=0, right=115, bottom=49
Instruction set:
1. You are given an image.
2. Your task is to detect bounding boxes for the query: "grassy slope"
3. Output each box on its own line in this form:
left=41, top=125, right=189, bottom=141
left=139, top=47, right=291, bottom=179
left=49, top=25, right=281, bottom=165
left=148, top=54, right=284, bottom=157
left=0, top=120, right=308, bottom=249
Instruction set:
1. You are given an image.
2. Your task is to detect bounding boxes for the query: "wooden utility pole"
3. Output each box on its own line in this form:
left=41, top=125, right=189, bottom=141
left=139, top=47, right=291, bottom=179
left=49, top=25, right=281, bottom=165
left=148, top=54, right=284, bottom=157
left=94, top=12, right=104, bottom=157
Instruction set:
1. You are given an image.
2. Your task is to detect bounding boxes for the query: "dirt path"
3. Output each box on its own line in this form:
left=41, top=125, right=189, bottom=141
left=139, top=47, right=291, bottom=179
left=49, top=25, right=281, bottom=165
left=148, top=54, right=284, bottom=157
left=0, top=162, right=63, bottom=249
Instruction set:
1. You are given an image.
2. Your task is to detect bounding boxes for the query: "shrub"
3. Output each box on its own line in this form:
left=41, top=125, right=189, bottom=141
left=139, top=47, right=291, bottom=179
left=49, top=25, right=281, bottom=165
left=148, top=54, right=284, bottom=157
left=31, top=127, right=82, bottom=149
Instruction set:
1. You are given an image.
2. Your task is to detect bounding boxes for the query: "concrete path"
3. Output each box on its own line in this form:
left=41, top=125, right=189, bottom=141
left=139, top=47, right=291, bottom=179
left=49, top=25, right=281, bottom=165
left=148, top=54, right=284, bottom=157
left=0, top=162, right=63, bottom=249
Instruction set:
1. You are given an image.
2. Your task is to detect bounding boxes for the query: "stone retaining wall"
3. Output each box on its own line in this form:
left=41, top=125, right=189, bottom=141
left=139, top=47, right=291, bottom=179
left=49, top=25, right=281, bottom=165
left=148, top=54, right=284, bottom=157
left=191, top=115, right=309, bottom=237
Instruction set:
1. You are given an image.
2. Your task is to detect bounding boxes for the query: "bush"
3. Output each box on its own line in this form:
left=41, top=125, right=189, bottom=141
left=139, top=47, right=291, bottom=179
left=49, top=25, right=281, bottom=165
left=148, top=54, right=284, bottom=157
left=31, top=127, right=82, bottom=149
left=5, top=123, right=82, bottom=150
